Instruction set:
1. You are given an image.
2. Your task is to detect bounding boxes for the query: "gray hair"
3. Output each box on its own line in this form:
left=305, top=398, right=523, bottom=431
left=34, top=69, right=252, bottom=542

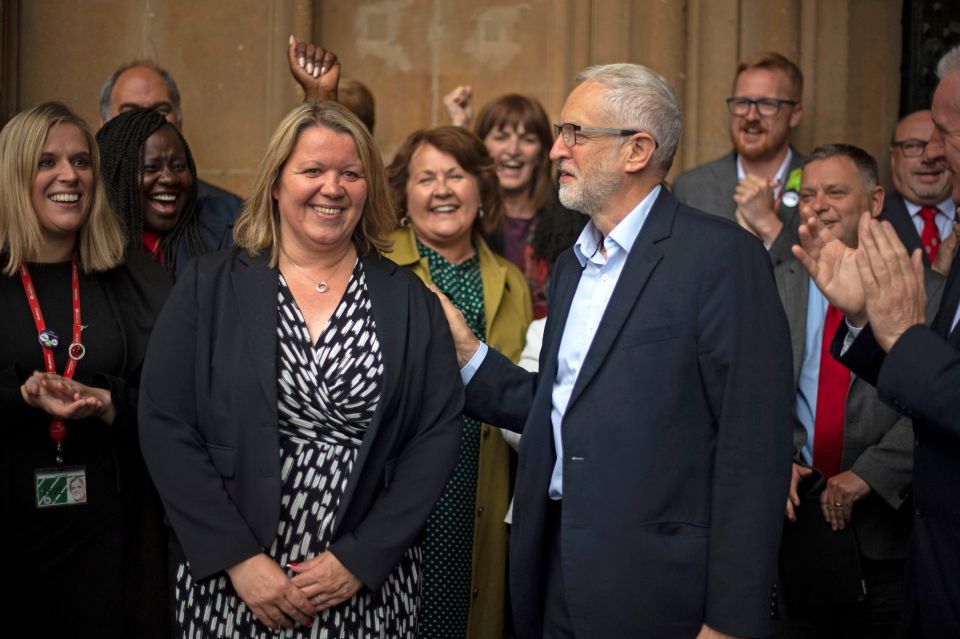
left=575, top=63, right=682, bottom=174
left=98, top=61, right=182, bottom=123
left=937, top=45, right=960, bottom=79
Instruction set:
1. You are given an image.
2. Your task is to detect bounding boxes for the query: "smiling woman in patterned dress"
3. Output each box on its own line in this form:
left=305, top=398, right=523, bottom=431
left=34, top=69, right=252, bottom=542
left=138, top=101, right=463, bottom=638
left=384, top=126, right=533, bottom=639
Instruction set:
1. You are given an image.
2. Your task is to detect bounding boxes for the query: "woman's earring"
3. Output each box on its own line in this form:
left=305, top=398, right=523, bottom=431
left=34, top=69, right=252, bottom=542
left=477, top=207, right=485, bottom=219
left=399, top=213, right=411, bottom=227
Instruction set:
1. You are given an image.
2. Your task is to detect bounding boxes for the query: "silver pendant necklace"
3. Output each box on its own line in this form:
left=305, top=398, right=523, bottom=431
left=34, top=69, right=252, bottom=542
left=281, top=248, right=351, bottom=294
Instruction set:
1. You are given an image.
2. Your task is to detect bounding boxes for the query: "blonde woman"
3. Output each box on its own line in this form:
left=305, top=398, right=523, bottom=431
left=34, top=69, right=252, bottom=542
left=0, top=102, right=171, bottom=637
left=139, top=101, right=462, bottom=638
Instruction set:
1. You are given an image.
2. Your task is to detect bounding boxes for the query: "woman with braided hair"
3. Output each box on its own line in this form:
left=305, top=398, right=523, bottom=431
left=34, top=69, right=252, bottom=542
left=96, top=107, right=232, bottom=275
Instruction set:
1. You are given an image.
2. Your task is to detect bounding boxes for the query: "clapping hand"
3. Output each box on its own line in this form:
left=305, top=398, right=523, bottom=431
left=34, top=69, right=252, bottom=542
left=931, top=221, right=960, bottom=276
left=20, top=371, right=115, bottom=424
left=288, top=35, right=340, bottom=102
left=855, top=215, right=926, bottom=351
left=734, top=174, right=783, bottom=244
left=792, top=214, right=868, bottom=326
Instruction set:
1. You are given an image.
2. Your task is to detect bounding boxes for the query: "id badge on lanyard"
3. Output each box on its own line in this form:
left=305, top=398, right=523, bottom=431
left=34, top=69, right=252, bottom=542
left=20, top=257, right=89, bottom=507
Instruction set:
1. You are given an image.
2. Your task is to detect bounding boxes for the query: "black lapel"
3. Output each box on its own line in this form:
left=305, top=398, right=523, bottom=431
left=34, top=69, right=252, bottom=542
left=231, top=251, right=279, bottom=407
left=880, top=193, right=929, bottom=267
left=334, top=254, right=407, bottom=515
left=538, top=252, right=583, bottom=382
left=566, top=188, right=674, bottom=410
left=932, top=243, right=960, bottom=338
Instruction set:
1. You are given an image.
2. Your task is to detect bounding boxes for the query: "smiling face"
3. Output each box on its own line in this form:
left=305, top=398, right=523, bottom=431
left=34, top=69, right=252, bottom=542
left=729, top=68, right=802, bottom=162
left=140, top=126, right=193, bottom=234
left=273, top=125, right=367, bottom=256
left=799, top=155, right=882, bottom=248
left=483, top=123, right=542, bottom=195
left=30, top=123, right=94, bottom=246
left=405, top=143, right=482, bottom=254
left=890, top=110, right=953, bottom=207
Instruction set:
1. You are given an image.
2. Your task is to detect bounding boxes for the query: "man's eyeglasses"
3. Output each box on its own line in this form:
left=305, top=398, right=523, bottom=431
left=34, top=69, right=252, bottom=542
left=725, top=97, right=798, bottom=117
left=553, top=122, right=646, bottom=148
left=891, top=138, right=928, bottom=158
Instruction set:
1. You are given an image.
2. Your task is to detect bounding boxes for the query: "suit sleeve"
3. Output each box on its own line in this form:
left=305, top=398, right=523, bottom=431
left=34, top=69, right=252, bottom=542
left=874, top=324, right=960, bottom=445
left=696, top=233, right=794, bottom=637
left=328, top=292, right=464, bottom=589
left=464, top=346, right=536, bottom=432
left=138, top=259, right=263, bottom=579
left=850, top=413, right=913, bottom=510
left=767, top=205, right=800, bottom=267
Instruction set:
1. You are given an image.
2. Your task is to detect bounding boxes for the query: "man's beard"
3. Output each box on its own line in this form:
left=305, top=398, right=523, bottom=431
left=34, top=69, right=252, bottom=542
left=732, top=121, right=790, bottom=162
left=557, top=158, right=622, bottom=217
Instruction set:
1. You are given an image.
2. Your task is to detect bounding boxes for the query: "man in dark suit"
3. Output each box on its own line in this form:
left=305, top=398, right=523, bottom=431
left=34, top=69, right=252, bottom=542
left=673, top=52, right=805, bottom=266
left=793, top=45, right=960, bottom=637
left=436, top=63, right=794, bottom=639
left=98, top=62, right=242, bottom=251
left=882, top=109, right=956, bottom=272
left=776, top=145, right=942, bottom=637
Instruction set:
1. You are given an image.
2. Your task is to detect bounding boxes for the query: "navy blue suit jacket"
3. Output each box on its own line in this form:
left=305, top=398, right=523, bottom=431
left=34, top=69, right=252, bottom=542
left=832, top=247, right=960, bottom=636
left=466, top=188, right=794, bottom=638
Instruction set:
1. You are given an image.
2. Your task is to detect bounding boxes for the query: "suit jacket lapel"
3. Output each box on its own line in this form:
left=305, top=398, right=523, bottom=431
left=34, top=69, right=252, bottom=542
left=565, top=189, right=674, bottom=410
left=711, top=152, right=738, bottom=219
left=351, top=254, right=406, bottom=470
left=775, top=260, right=809, bottom=384
left=932, top=248, right=960, bottom=337
left=881, top=193, right=929, bottom=267
left=539, top=252, right=583, bottom=385
left=232, top=252, right=279, bottom=408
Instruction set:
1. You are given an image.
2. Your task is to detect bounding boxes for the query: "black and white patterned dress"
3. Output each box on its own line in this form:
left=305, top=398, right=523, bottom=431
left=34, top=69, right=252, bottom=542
left=174, top=261, right=422, bottom=638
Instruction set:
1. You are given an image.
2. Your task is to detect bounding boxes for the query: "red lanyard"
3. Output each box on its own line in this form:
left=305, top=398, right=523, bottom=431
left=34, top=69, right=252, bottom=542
left=19, top=255, right=84, bottom=464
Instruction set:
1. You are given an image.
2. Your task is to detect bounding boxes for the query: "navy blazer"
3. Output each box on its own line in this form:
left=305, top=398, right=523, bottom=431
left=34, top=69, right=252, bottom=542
left=465, top=189, right=794, bottom=638
left=832, top=248, right=960, bottom=636
left=139, top=248, right=463, bottom=589
left=880, top=192, right=929, bottom=268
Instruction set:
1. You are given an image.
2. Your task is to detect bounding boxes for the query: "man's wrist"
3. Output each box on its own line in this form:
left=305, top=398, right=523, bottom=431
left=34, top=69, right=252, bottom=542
left=756, top=216, right=783, bottom=245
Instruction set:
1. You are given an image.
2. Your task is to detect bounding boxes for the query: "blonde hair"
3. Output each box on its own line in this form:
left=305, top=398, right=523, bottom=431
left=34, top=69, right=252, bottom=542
left=234, top=101, right=394, bottom=264
left=0, top=102, right=124, bottom=276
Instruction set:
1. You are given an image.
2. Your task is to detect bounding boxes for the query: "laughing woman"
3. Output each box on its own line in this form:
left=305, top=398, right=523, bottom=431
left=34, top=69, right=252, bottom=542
left=96, top=107, right=233, bottom=276
left=0, top=102, right=170, bottom=637
left=385, top=126, right=532, bottom=639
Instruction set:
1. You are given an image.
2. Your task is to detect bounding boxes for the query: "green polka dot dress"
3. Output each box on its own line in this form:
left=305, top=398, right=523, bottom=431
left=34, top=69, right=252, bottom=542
left=417, top=241, right=485, bottom=639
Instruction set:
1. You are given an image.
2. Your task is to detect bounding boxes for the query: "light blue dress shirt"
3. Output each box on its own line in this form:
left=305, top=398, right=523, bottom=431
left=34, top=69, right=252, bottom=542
left=795, top=278, right=830, bottom=464
left=461, top=185, right=661, bottom=499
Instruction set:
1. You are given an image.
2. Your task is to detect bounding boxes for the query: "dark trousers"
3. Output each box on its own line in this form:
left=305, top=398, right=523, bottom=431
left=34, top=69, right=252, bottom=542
left=776, top=556, right=906, bottom=639
left=542, top=498, right=576, bottom=638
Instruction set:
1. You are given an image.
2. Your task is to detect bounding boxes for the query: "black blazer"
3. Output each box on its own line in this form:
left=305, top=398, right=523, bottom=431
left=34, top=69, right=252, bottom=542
left=832, top=250, right=960, bottom=636
left=139, top=248, right=463, bottom=589
left=880, top=192, right=929, bottom=268
left=465, top=189, right=795, bottom=639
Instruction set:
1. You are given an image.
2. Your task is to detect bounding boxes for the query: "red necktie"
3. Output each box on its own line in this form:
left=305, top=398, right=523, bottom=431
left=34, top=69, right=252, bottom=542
left=919, top=207, right=941, bottom=261
left=813, top=304, right=850, bottom=478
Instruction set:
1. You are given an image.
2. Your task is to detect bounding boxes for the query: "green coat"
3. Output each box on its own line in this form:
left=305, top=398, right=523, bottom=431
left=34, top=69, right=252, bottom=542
left=384, top=226, right=532, bottom=639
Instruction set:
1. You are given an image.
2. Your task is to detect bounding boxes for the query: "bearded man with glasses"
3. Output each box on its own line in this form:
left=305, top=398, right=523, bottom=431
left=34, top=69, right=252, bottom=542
left=674, top=51, right=805, bottom=267
left=881, top=109, right=958, bottom=274
left=435, top=62, right=794, bottom=639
